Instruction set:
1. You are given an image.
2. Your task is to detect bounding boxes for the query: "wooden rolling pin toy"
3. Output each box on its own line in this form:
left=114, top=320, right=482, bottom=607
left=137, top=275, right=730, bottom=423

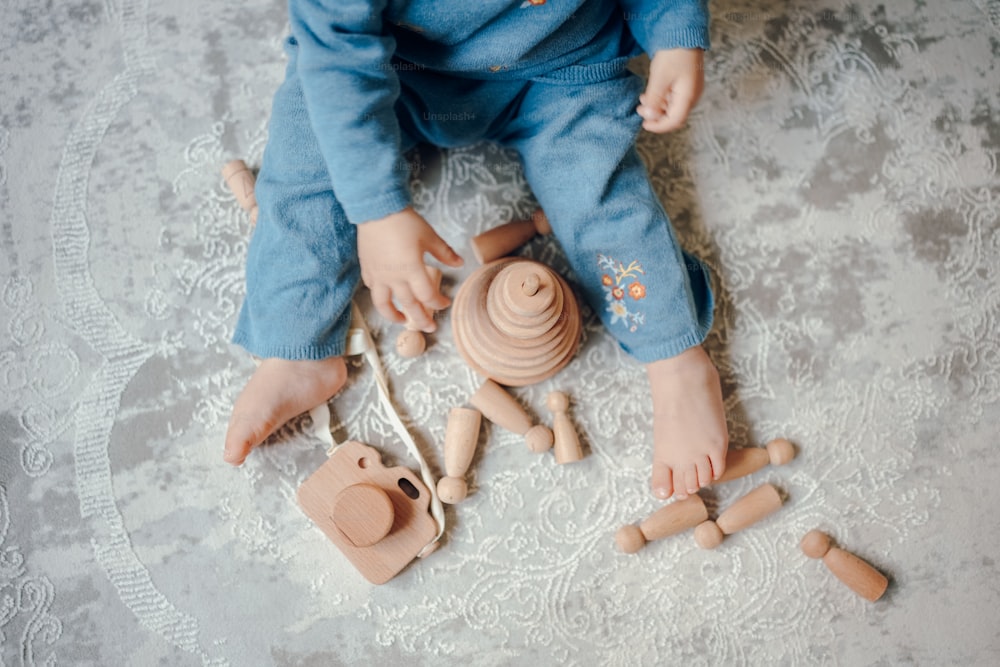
left=221, top=159, right=258, bottom=225
left=694, top=483, right=784, bottom=549
left=470, top=210, right=551, bottom=264
left=547, top=391, right=583, bottom=464
left=714, top=438, right=796, bottom=484
left=469, top=379, right=553, bottom=452
left=436, top=407, right=482, bottom=504
left=615, top=496, right=709, bottom=554
left=396, top=266, right=444, bottom=358
left=801, top=530, right=889, bottom=602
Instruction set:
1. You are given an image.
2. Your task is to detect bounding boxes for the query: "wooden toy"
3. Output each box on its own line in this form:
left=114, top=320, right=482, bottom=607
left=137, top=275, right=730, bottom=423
left=470, top=210, right=551, bottom=264
left=714, top=438, right=796, bottom=484
left=452, top=257, right=581, bottom=387
left=694, top=483, right=784, bottom=549
left=395, top=266, right=444, bottom=358
left=297, top=440, right=438, bottom=584
left=469, top=379, right=553, bottom=452
left=547, top=391, right=583, bottom=464
left=800, top=529, right=889, bottom=602
left=615, top=496, right=709, bottom=554
left=221, top=159, right=258, bottom=225
left=436, top=407, right=482, bottom=504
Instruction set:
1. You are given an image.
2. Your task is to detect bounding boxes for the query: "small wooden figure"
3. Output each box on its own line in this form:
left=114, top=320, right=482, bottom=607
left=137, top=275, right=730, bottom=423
left=395, top=266, right=444, bottom=358
left=221, top=159, right=258, bottom=225
left=469, top=379, right=553, bottom=452
left=800, top=529, right=889, bottom=602
left=547, top=391, right=583, bottom=464
left=615, top=496, right=709, bottom=554
left=470, top=210, right=551, bottom=264
left=436, top=407, right=482, bottom=504
left=714, top=438, right=796, bottom=484
left=694, top=483, right=784, bottom=549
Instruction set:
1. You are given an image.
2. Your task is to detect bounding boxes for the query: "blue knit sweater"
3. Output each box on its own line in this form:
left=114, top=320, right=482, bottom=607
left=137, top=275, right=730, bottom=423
left=287, top=0, right=710, bottom=223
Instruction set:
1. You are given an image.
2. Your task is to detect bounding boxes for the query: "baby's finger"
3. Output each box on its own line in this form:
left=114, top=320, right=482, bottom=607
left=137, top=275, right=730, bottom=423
left=394, top=283, right=436, bottom=333
left=411, top=269, right=450, bottom=313
left=428, top=235, right=464, bottom=269
left=370, top=284, right=405, bottom=324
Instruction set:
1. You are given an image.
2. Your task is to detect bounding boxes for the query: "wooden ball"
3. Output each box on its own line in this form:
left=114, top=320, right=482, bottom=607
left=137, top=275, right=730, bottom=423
left=332, top=484, right=395, bottom=548
left=615, top=525, right=646, bottom=554
left=800, top=529, right=833, bottom=559
left=395, top=330, right=426, bottom=358
left=546, top=391, right=570, bottom=413
left=436, top=476, right=468, bottom=504
left=525, top=424, right=554, bottom=453
left=694, top=521, right=725, bottom=550
left=767, top=438, right=796, bottom=466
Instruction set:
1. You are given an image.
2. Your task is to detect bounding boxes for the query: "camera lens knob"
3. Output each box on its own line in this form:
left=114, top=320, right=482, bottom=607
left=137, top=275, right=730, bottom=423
left=332, top=483, right=395, bottom=547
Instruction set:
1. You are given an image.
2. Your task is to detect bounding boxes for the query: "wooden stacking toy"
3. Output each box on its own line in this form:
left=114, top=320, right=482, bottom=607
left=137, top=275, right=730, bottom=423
left=694, top=483, right=784, bottom=549
left=395, top=266, right=444, bottom=358
left=221, top=159, right=258, bottom=225
left=547, top=391, right=583, bottom=464
left=714, top=438, right=796, bottom=484
left=469, top=379, right=553, bottom=452
left=470, top=210, right=551, bottom=264
left=801, top=529, right=889, bottom=602
left=436, top=407, right=482, bottom=504
left=615, top=496, right=709, bottom=554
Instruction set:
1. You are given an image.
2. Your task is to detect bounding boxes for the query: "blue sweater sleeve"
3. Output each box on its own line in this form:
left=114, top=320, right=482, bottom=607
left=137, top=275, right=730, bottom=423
left=619, top=0, right=710, bottom=53
left=289, top=0, right=410, bottom=224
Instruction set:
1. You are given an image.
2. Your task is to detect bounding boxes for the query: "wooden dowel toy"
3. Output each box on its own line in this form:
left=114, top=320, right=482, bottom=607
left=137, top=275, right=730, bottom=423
left=395, top=266, right=444, bottom=358
left=221, top=159, right=258, bottom=225
left=436, top=407, right=482, bottom=504
left=694, top=483, right=784, bottom=549
left=470, top=209, right=551, bottom=264
left=469, top=379, right=553, bottom=452
left=615, top=496, right=709, bottom=554
left=547, top=391, right=583, bottom=464
left=800, top=530, right=889, bottom=602
left=714, top=438, right=796, bottom=484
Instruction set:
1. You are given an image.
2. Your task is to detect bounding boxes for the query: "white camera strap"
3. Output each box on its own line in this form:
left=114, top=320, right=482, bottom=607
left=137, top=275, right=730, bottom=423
left=309, top=302, right=445, bottom=558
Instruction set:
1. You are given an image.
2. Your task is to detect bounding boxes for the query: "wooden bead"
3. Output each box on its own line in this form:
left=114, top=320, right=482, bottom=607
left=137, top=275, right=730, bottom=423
left=694, top=483, right=784, bottom=549
left=221, top=159, right=258, bottom=225
left=436, top=407, right=482, bottom=504
left=547, top=391, right=583, bottom=464
left=714, top=438, right=797, bottom=484
left=469, top=380, right=553, bottom=452
left=469, top=209, right=551, bottom=264
left=615, top=496, right=709, bottom=554
left=801, top=530, right=889, bottom=602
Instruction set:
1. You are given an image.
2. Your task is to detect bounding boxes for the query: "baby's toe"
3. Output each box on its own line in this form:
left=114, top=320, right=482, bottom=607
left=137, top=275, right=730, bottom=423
left=695, top=457, right=713, bottom=490
left=651, top=462, right=675, bottom=500
left=682, top=466, right=700, bottom=496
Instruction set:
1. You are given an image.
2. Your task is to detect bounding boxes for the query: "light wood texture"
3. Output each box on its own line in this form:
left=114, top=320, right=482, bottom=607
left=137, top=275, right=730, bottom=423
left=547, top=391, right=583, bottom=464
left=452, top=258, right=581, bottom=387
left=396, top=266, right=443, bottom=358
left=221, top=159, right=258, bottom=225
left=714, top=438, right=796, bottom=484
left=297, top=440, right=438, bottom=584
left=801, top=530, right=889, bottom=602
left=469, top=379, right=553, bottom=452
left=436, top=407, right=482, bottom=504
left=470, top=210, right=551, bottom=264
left=694, top=483, right=784, bottom=549
left=615, top=496, right=709, bottom=554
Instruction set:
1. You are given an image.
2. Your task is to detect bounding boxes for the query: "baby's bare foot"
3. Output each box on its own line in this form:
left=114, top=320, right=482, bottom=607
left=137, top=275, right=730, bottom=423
left=224, top=357, right=348, bottom=465
left=647, top=346, right=729, bottom=499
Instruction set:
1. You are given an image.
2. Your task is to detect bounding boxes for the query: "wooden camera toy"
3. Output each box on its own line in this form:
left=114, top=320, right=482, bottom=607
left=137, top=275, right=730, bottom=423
left=297, top=440, right=438, bottom=584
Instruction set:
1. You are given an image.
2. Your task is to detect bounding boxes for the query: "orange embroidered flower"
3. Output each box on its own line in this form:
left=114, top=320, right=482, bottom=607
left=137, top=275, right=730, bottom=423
left=611, top=287, right=625, bottom=300
left=601, top=274, right=613, bottom=287
left=628, top=281, right=646, bottom=300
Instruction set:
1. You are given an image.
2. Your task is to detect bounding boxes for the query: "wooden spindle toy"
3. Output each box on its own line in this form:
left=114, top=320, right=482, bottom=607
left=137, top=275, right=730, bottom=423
left=452, top=257, right=581, bottom=387
left=395, top=266, right=444, bottom=358
left=469, top=379, right=553, bottom=452
left=436, top=407, right=482, bottom=504
left=694, top=483, right=784, bottom=549
left=801, top=530, right=889, bottom=602
left=714, top=438, right=796, bottom=484
left=615, top=496, right=709, bottom=554
left=470, top=210, right=551, bottom=264
left=547, top=391, right=583, bottom=464
left=221, top=159, right=258, bottom=225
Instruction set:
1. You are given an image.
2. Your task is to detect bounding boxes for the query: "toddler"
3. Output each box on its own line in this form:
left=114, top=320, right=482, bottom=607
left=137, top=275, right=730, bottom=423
left=224, top=0, right=729, bottom=500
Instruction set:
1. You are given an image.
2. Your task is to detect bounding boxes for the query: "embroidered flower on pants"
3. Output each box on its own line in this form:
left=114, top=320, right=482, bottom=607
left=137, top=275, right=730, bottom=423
left=597, top=254, right=647, bottom=332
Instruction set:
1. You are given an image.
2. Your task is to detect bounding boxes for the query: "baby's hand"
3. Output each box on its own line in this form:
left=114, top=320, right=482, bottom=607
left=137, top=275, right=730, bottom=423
left=356, top=207, right=463, bottom=332
left=636, top=48, right=705, bottom=133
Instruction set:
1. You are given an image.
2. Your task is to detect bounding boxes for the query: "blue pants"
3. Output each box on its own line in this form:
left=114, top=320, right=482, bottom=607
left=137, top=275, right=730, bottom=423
left=233, top=44, right=713, bottom=364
